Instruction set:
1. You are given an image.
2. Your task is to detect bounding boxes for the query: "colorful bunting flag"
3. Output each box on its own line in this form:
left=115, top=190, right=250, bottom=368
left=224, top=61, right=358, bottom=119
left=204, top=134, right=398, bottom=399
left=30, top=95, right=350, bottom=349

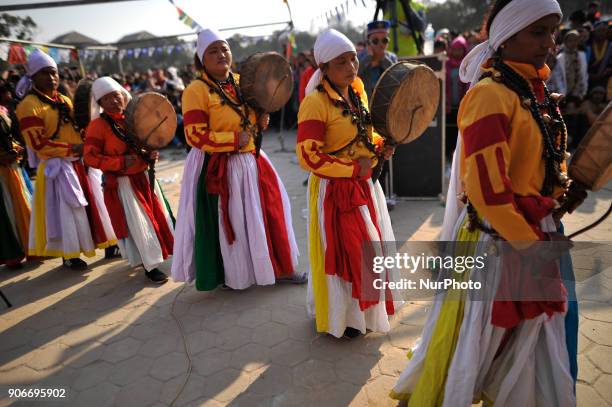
left=58, top=49, right=71, bottom=63
left=47, top=47, right=56, bottom=62
left=23, top=45, right=35, bottom=57
left=0, top=43, right=9, bottom=61
left=8, top=44, right=27, bottom=64
left=285, top=32, right=296, bottom=59
left=168, top=0, right=202, bottom=31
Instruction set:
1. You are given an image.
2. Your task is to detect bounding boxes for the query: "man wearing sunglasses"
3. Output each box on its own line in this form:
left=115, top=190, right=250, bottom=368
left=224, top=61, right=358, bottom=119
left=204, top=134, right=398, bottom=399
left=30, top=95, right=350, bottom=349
left=358, top=20, right=398, bottom=209
left=358, top=20, right=398, bottom=98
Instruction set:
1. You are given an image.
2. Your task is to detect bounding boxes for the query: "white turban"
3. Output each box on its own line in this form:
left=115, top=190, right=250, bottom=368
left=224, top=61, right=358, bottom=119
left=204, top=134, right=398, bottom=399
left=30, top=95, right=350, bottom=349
left=15, top=49, right=58, bottom=98
left=196, top=28, right=227, bottom=63
left=442, top=0, right=563, bottom=242
left=305, top=29, right=356, bottom=96
left=90, top=76, right=131, bottom=120
left=459, top=0, right=562, bottom=87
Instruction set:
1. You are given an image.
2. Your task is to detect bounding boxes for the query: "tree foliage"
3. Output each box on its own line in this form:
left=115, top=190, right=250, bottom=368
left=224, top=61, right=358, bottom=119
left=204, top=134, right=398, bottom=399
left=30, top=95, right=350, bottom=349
left=425, top=0, right=596, bottom=33
left=0, top=13, right=37, bottom=40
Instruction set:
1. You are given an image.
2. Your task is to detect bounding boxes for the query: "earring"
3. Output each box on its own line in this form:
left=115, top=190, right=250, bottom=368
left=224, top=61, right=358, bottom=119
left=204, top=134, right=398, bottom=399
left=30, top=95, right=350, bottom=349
left=500, top=44, right=506, bottom=49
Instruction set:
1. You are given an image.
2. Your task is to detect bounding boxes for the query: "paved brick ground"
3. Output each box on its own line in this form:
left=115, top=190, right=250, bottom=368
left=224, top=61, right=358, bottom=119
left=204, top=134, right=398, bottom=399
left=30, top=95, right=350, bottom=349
left=0, top=131, right=610, bottom=406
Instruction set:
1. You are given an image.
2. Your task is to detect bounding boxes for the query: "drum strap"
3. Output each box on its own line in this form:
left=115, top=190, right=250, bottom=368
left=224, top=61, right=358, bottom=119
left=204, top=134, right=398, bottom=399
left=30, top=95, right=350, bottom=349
left=100, top=113, right=156, bottom=188
left=30, top=88, right=81, bottom=140
left=197, top=75, right=263, bottom=156
left=101, top=114, right=138, bottom=154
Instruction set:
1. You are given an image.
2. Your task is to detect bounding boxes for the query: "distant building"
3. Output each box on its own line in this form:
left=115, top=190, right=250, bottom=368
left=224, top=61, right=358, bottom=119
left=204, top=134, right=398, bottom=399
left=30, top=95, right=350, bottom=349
left=117, top=31, right=158, bottom=48
left=50, top=31, right=100, bottom=47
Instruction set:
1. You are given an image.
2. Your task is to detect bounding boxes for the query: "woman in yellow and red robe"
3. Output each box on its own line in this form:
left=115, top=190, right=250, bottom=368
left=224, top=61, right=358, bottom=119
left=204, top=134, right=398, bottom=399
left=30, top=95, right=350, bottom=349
left=391, top=0, right=578, bottom=405
left=84, top=77, right=174, bottom=283
left=171, top=28, right=299, bottom=291
left=297, top=29, right=398, bottom=339
left=15, top=49, right=116, bottom=270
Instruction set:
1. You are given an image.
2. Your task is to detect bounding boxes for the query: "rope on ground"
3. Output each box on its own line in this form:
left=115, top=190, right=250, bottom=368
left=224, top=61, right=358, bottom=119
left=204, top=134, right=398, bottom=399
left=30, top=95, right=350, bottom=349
left=568, top=202, right=612, bottom=239
left=169, top=283, right=193, bottom=407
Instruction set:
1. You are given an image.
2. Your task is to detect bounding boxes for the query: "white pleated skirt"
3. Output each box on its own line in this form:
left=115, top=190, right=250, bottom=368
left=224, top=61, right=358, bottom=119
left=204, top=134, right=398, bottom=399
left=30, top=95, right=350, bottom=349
left=115, top=176, right=174, bottom=271
left=391, top=210, right=575, bottom=407
left=306, top=175, right=399, bottom=338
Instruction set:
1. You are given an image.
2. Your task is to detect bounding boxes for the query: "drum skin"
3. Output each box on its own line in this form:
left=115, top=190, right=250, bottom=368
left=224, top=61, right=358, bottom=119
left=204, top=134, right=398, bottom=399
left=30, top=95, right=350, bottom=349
left=240, top=52, right=293, bottom=113
left=569, top=101, right=612, bottom=191
left=370, top=61, right=440, bottom=144
left=124, top=92, right=177, bottom=149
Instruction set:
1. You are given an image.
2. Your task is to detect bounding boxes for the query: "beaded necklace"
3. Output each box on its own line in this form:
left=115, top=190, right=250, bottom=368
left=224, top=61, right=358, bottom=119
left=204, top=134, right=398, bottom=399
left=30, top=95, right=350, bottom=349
left=30, top=88, right=81, bottom=140
left=318, top=76, right=377, bottom=158
left=197, top=72, right=252, bottom=131
left=480, top=58, right=568, bottom=197
left=197, top=71, right=265, bottom=155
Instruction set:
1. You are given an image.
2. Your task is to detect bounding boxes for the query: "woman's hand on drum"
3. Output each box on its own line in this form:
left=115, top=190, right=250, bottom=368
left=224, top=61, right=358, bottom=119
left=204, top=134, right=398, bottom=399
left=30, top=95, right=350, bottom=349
left=357, top=157, right=372, bottom=177
left=563, top=181, right=588, bottom=215
left=71, top=144, right=84, bottom=157
left=383, top=145, right=395, bottom=160
left=238, top=131, right=251, bottom=148
left=258, top=113, right=270, bottom=131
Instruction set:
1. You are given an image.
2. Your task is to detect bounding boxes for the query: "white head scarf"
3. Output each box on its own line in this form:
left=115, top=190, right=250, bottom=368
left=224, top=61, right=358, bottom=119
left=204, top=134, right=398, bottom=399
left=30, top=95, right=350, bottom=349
left=459, top=0, right=562, bottom=87
left=15, top=49, right=58, bottom=98
left=441, top=0, right=562, bottom=241
left=305, top=29, right=356, bottom=96
left=90, top=76, right=132, bottom=120
left=196, top=28, right=227, bottom=63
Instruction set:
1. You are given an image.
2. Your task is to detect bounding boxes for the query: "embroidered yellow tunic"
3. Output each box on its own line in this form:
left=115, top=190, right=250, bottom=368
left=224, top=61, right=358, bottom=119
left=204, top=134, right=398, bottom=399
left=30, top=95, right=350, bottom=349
left=16, top=91, right=82, bottom=159
left=182, top=72, right=257, bottom=153
left=296, top=77, right=383, bottom=178
left=458, top=61, right=567, bottom=242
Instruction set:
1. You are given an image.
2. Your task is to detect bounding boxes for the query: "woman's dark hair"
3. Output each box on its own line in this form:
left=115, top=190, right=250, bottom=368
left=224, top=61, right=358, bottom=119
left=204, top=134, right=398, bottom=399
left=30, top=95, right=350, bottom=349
left=569, top=9, right=587, bottom=25
left=193, top=52, right=203, bottom=71
left=483, top=0, right=513, bottom=38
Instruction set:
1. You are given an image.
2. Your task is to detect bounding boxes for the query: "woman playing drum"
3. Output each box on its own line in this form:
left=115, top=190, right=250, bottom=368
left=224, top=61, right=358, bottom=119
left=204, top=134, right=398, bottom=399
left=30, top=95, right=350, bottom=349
left=171, top=28, right=300, bottom=291
left=297, top=29, right=397, bottom=339
left=391, top=0, right=581, bottom=404
left=84, top=77, right=175, bottom=284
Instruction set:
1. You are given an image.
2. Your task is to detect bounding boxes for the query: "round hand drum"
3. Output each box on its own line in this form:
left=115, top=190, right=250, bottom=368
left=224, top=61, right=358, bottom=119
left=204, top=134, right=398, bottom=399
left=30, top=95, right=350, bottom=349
left=569, top=101, right=612, bottom=191
left=125, top=92, right=177, bottom=149
left=370, top=61, right=440, bottom=144
left=239, top=52, right=293, bottom=113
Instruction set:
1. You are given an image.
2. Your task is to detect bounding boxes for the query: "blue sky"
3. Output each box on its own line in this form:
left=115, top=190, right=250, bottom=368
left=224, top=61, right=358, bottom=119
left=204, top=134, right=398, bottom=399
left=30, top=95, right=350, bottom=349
left=8, top=0, right=383, bottom=44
